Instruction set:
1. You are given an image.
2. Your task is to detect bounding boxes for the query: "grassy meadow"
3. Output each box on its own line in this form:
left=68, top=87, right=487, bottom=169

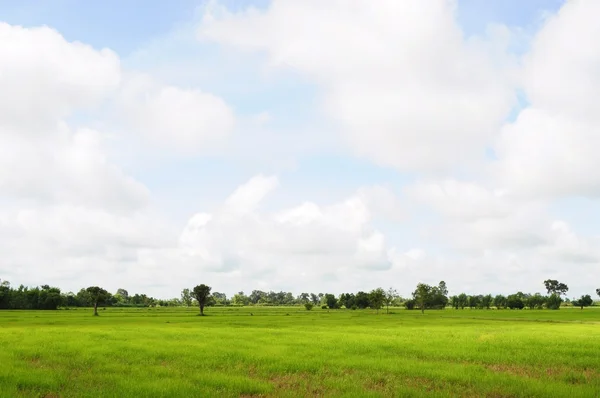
left=0, top=306, right=599, bottom=397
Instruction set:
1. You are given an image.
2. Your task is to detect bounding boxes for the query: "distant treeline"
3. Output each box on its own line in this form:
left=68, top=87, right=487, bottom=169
left=0, top=278, right=598, bottom=312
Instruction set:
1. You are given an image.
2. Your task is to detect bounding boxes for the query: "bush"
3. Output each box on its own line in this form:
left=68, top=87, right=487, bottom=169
left=506, top=295, right=524, bottom=310
left=546, top=294, right=562, bottom=310
left=321, top=304, right=328, bottom=310
left=404, top=299, right=416, bottom=310
left=351, top=305, right=358, bottom=310
left=304, top=303, right=314, bottom=311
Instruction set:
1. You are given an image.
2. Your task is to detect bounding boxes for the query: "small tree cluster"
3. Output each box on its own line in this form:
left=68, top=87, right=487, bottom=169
left=405, top=281, right=449, bottom=313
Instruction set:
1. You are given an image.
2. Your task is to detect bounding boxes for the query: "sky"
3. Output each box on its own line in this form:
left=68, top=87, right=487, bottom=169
left=1, top=0, right=599, bottom=300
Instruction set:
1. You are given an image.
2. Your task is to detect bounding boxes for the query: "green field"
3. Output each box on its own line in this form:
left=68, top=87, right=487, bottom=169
left=0, top=307, right=599, bottom=397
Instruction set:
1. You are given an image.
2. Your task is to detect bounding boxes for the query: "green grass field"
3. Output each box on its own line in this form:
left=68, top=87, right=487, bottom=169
left=1, top=307, right=599, bottom=397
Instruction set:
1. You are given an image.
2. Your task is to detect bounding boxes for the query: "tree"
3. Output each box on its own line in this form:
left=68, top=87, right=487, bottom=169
left=298, top=292, right=310, bottom=304
left=250, top=290, right=266, bottom=304
left=468, top=295, right=481, bottom=309
left=304, top=302, right=314, bottom=311
left=596, top=288, right=600, bottom=298
left=526, top=293, right=545, bottom=310
left=543, top=279, right=569, bottom=296
left=506, top=293, right=524, bottom=310
left=412, top=283, right=432, bottom=314
left=192, top=284, right=212, bottom=316
left=546, top=294, right=562, bottom=310
left=429, top=281, right=449, bottom=309
left=324, top=293, right=337, bottom=309
left=310, top=293, right=320, bottom=305
left=384, top=287, right=398, bottom=314
left=339, top=293, right=356, bottom=309
left=450, top=295, right=459, bottom=309
left=0, top=279, right=10, bottom=309
left=232, top=291, right=249, bottom=306
left=116, top=288, right=129, bottom=301
left=481, top=294, right=493, bottom=309
left=572, top=295, right=593, bottom=310
left=369, top=288, right=385, bottom=314
left=493, top=294, right=506, bottom=309
left=85, top=286, right=109, bottom=316
left=181, top=288, right=192, bottom=307
left=457, top=293, right=468, bottom=309
left=212, top=292, right=227, bottom=305
left=39, top=285, right=62, bottom=310
left=355, top=291, right=370, bottom=309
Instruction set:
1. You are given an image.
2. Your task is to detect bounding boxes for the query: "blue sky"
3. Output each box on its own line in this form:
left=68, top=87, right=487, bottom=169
left=1, top=0, right=598, bottom=298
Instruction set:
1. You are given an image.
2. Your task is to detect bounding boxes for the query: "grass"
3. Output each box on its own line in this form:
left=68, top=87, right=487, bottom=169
left=0, top=306, right=599, bottom=397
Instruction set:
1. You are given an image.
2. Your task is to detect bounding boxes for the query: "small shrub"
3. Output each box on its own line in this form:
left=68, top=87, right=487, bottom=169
left=404, top=299, right=416, bottom=310
left=304, top=303, right=314, bottom=311
left=351, top=305, right=358, bottom=310
left=321, top=304, right=328, bottom=310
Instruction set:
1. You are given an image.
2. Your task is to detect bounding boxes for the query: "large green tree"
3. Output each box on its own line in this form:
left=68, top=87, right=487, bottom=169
left=543, top=280, right=569, bottom=296
left=212, top=292, right=227, bottom=305
left=369, top=288, right=385, bottom=314
left=481, top=294, right=493, bottom=309
left=457, top=293, right=468, bottom=309
left=493, top=294, right=507, bottom=309
left=546, top=293, right=562, bottom=310
left=525, top=293, right=546, bottom=310
left=181, top=288, right=192, bottom=307
left=192, top=284, right=212, bottom=316
left=232, top=291, right=249, bottom=306
left=0, top=279, right=10, bottom=309
left=85, top=286, right=109, bottom=316
left=573, top=295, right=593, bottom=310
left=324, top=293, right=337, bottom=309
left=412, top=283, right=432, bottom=314
left=339, top=293, right=356, bottom=309
left=355, top=291, right=370, bottom=309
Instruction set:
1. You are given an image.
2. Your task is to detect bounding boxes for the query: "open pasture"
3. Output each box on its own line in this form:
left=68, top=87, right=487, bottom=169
left=0, top=307, right=599, bottom=397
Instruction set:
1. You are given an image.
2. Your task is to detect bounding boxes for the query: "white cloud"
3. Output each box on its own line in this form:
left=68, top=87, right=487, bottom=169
left=197, top=0, right=517, bottom=172
left=493, top=0, right=600, bottom=198
left=0, top=23, right=120, bottom=130
left=0, top=23, right=191, bottom=293
left=179, top=175, right=396, bottom=282
left=406, top=179, right=509, bottom=221
left=116, top=73, right=235, bottom=153
left=0, top=125, right=148, bottom=212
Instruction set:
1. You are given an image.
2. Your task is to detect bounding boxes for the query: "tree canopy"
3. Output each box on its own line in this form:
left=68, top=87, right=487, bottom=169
left=543, top=280, right=569, bottom=296
left=192, top=284, right=212, bottom=316
left=85, top=286, right=109, bottom=316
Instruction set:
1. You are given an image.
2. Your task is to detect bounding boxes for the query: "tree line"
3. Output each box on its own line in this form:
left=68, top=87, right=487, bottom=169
left=1, top=278, right=598, bottom=315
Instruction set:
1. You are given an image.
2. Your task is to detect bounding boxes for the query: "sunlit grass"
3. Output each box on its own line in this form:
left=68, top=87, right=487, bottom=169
left=0, top=306, right=599, bottom=397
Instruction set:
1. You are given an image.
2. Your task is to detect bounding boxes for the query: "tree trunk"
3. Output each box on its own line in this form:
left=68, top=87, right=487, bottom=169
left=200, top=304, right=204, bottom=316
left=93, top=301, right=98, bottom=316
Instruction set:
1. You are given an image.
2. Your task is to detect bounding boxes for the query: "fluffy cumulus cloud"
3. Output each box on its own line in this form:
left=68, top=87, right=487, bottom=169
left=0, top=23, right=121, bottom=130
left=178, top=175, right=404, bottom=292
left=492, top=0, right=600, bottom=199
left=197, top=0, right=517, bottom=172
left=117, top=73, right=235, bottom=153
left=0, top=22, right=234, bottom=294
left=2, top=1, right=600, bottom=298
